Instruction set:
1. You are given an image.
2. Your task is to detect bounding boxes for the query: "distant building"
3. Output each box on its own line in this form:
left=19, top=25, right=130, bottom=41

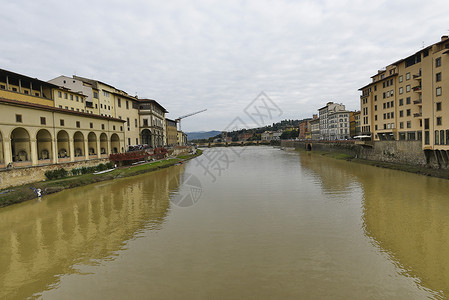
left=350, top=111, right=361, bottom=138
left=299, top=118, right=312, bottom=140
left=328, top=110, right=350, bottom=140
left=310, top=117, right=320, bottom=140
left=318, top=102, right=346, bottom=140
left=166, top=118, right=178, bottom=146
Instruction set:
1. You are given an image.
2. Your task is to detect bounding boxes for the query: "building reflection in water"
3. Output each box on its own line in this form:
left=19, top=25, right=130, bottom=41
left=0, top=165, right=184, bottom=300
left=299, top=152, right=449, bottom=298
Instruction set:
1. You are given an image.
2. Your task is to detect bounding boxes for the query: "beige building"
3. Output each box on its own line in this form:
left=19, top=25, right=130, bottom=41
left=360, top=36, right=449, bottom=150
left=0, top=97, right=125, bottom=168
left=177, top=131, right=187, bottom=146
left=139, top=99, right=167, bottom=147
left=166, top=118, right=178, bottom=146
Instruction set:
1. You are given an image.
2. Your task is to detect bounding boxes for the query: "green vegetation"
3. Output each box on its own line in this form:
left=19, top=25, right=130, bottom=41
left=0, top=150, right=202, bottom=208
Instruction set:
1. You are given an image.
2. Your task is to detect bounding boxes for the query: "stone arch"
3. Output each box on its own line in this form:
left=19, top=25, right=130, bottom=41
left=57, top=130, right=70, bottom=158
left=141, top=129, right=152, bottom=146
left=88, top=132, right=97, bottom=155
left=73, top=131, right=84, bottom=157
left=11, top=127, right=31, bottom=162
left=111, top=133, right=120, bottom=154
left=100, top=133, right=108, bottom=154
left=36, top=129, right=53, bottom=161
left=306, top=143, right=312, bottom=151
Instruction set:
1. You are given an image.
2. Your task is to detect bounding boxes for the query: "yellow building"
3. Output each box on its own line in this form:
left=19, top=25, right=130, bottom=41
left=0, top=68, right=55, bottom=107
left=0, top=97, right=125, bottom=168
left=360, top=36, right=449, bottom=150
left=177, top=131, right=187, bottom=146
left=139, top=99, right=167, bottom=147
left=165, top=118, right=178, bottom=146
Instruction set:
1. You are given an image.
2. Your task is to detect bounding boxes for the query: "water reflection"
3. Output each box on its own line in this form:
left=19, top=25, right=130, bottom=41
left=0, top=165, right=184, bottom=299
left=299, top=152, right=449, bottom=299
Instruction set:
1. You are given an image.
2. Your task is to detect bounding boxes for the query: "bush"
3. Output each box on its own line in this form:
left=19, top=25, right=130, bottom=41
left=71, top=168, right=81, bottom=176
left=44, top=168, right=68, bottom=180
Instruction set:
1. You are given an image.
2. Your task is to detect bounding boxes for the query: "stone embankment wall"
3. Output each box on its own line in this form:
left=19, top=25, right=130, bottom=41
left=281, top=140, right=436, bottom=168
left=0, top=159, right=109, bottom=190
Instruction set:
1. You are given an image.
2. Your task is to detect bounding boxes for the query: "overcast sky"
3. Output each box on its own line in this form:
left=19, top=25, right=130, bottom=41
left=2, top=0, right=449, bottom=132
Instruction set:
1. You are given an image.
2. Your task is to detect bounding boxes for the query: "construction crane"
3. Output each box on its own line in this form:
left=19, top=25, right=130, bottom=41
left=176, top=109, right=207, bottom=131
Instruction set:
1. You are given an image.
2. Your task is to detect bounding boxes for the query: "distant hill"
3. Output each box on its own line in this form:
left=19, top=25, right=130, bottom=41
left=186, top=131, right=221, bottom=141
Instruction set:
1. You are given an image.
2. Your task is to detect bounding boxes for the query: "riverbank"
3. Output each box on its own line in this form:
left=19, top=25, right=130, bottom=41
left=297, top=148, right=449, bottom=180
left=0, top=150, right=202, bottom=208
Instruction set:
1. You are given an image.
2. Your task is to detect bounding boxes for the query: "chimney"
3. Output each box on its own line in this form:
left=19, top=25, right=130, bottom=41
left=441, top=35, right=448, bottom=41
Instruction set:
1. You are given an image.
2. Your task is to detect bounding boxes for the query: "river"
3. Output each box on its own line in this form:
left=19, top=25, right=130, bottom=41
left=1, top=146, right=449, bottom=299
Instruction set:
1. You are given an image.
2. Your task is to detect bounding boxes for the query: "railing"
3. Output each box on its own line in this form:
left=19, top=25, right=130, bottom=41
left=412, top=86, right=422, bottom=92
left=414, top=113, right=422, bottom=118
left=413, top=73, right=422, bottom=79
left=413, top=99, right=422, bottom=104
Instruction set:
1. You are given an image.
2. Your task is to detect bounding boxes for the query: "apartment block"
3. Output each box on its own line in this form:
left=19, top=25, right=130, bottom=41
left=318, top=102, right=346, bottom=140
left=360, top=36, right=449, bottom=150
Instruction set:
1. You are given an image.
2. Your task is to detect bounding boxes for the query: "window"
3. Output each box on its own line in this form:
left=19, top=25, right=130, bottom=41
left=425, top=131, right=430, bottom=145
left=60, top=119, right=64, bottom=126
left=102, top=124, right=105, bottom=130
left=126, top=101, right=129, bottom=109
left=93, top=91, right=99, bottom=98
left=400, top=110, right=404, bottom=117
left=374, top=95, right=377, bottom=101
left=425, top=118, right=430, bottom=129
left=383, top=103, right=386, bottom=109
left=383, top=92, right=386, bottom=99
left=400, top=122, right=404, bottom=129
left=399, top=75, right=403, bottom=83
left=76, top=121, right=80, bottom=128
left=135, top=119, right=138, bottom=127
left=406, top=109, right=411, bottom=116
left=436, top=57, right=442, bottom=67
left=406, top=97, right=411, bottom=105
left=406, top=85, right=411, bottom=92
left=375, top=115, right=377, bottom=121
left=103, top=91, right=110, bottom=97
left=399, top=87, right=403, bottom=94
left=12, top=87, right=17, bottom=92
left=399, top=99, right=403, bottom=106
left=391, top=112, right=394, bottom=118
left=374, top=105, right=377, bottom=111
left=128, top=138, right=131, bottom=145
left=118, top=98, right=121, bottom=107
left=437, top=102, right=442, bottom=111
left=436, top=72, right=442, bottom=82
left=64, top=93, right=68, bottom=99
left=40, top=117, right=46, bottom=125
left=15, top=114, right=23, bottom=122
left=406, top=73, right=410, bottom=80
left=76, top=96, right=79, bottom=102
left=391, top=100, right=394, bottom=107
left=436, top=87, right=442, bottom=96
left=90, top=122, right=93, bottom=128
left=58, top=91, right=62, bottom=98
left=101, top=104, right=103, bottom=109
left=437, top=117, right=442, bottom=126
left=435, top=130, right=440, bottom=145
left=441, top=130, right=445, bottom=145
left=407, top=121, right=411, bottom=128
left=70, top=95, right=73, bottom=100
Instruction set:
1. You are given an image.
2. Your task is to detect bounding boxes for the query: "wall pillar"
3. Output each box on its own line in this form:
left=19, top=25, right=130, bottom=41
left=30, top=138, right=38, bottom=166
left=84, top=139, right=89, bottom=160
left=96, top=138, right=101, bottom=159
left=69, top=138, right=75, bottom=162
left=52, top=138, right=58, bottom=164
left=3, top=139, right=12, bottom=165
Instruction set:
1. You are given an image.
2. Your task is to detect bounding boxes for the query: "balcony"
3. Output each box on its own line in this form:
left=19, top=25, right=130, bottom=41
left=412, top=86, right=422, bottom=92
left=413, top=99, right=422, bottom=104
left=414, top=112, right=422, bottom=118
left=85, top=101, right=94, bottom=108
left=413, top=72, right=422, bottom=79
